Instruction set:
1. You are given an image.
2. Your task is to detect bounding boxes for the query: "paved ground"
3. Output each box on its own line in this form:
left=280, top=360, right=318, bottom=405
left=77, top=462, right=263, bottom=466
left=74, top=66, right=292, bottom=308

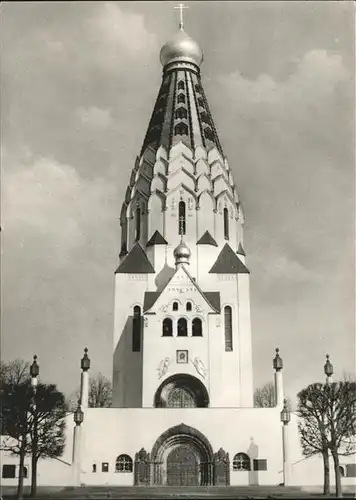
left=1, top=485, right=356, bottom=500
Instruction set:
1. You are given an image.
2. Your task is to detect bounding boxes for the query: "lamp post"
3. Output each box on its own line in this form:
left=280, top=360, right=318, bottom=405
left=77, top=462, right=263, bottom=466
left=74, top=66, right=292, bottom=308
left=273, top=348, right=284, bottom=406
left=80, top=348, right=90, bottom=409
left=30, top=355, right=39, bottom=497
left=280, top=398, right=291, bottom=486
left=72, top=399, right=84, bottom=486
left=324, top=354, right=333, bottom=385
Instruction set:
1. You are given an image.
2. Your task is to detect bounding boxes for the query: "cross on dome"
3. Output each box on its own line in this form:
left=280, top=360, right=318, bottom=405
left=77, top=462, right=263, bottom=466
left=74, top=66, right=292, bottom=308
left=174, top=3, right=189, bottom=30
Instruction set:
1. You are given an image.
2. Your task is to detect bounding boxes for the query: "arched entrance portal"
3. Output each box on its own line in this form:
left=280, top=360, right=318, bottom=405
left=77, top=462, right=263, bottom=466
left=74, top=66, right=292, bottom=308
left=151, top=423, right=214, bottom=486
left=154, top=374, right=209, bottom=408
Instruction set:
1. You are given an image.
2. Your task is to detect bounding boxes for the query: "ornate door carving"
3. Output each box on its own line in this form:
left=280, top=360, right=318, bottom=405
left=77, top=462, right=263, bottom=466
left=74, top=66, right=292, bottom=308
left=134, top=448, right=150, bottom=486
left=213, top=447, right=230, bottom=486
left=166, top=445, right=199, bottom=486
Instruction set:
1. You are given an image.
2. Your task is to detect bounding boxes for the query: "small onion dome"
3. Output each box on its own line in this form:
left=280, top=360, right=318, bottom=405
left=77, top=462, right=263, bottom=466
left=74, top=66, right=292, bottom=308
left=173, top=239, right=191, bottom=266
left=81, top=347, right=91, bottom=372
left=324, top=354, right=333, bottom=377
left=160, top=29, right=203, bottom=68
left=273, top=347, right=283, bottom=371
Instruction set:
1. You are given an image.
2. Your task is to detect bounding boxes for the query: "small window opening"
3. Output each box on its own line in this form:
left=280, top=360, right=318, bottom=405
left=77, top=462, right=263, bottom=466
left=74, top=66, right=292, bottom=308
left=223, top=208, right=229, bottom=240
left=92, top=463, right=97, bottom=473
left=173, top=302, right=179, bottom=311
left=102, top=462, right=109, bottom=472
left=192, top=318, right=203, bottom=337
left=135, top=206, right=141, bottom=241
left=178, top=80, right=185, bottom=90
left=224, top=306, right=233, bottom=351
left=177, top=318, right=188, bottom=337
left=178, top=201, right=186, bottom=235
left=132, top=306, right=141, bottom=352
left=233, top=453, right=251, bottom=471
left=162, top=318, right=173, bottom=337
left=186, top=302, right=192, bottom=312
left=116, top=455, right=133, bottom=473
left=177, top=93, right=185, bottom=103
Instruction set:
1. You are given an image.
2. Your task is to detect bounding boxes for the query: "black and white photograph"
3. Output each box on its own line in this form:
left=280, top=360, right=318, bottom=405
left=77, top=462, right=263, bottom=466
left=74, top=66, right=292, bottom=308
left=1, top=1, right=355, bottom=499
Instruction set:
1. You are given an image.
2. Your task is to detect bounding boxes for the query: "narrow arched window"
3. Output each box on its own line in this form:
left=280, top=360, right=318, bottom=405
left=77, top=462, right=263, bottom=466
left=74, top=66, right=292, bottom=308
left=200, top=111, right=209, bottom=124
left=173, top=302, right=178, bottom=311
left=135, top=206, right=141, bottom=241
left=175, top=107, right=188, bottom=119
left=186, top=302, right=192, bottom=312
left=132, top=306, right=141, bottom=352
left=197, top=97, right=204, bottom=108
left=177, top=318, right=188, bottom=337
left=174, top=122, right=188, bottom=136
left=223, top=208, right=229, bottom=240
left=224, top=306, right=233, bottom=351
left=177, top=93, right=185, bottom=103
left=92, top=463, right=97, bottom=473
left=204, top=127, right=214, bottom=141
left=178, top=201, right=186, bottom=235
left=162, top=318, right=173, bottom=337
left=115, top=454, right=133, bottom=473
left=178, top=80, right=185, bottom=90
left=233, top=453, right=251, bottom=471
left=192, top=318, right=202, bottom=337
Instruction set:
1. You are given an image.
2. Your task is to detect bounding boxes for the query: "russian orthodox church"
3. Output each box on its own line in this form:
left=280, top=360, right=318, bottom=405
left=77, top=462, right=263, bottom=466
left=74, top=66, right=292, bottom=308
left=2, top=13, right=355, bottom=491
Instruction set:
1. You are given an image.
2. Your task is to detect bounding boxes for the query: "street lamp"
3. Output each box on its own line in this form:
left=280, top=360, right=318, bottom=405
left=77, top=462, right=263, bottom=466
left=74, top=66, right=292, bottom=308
left=280, top=398, right=291, bottom=486
left=280, top=398, right=291, bottom=425
left=74, top=400, right=84, bottom=426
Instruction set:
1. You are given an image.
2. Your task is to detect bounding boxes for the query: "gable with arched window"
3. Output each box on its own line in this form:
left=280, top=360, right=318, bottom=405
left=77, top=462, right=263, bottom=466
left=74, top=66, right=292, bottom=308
left=200, top=111, right=209, bottom=124
left=204, top=127, right=214, bottom=141
left=175, top=107, right=188, bottom=120
left=178, top=80, right=185, bottom=90
left=224, top=306, right=233, bottom=351
left=192, top=318, right=203, bottom=337
left=115, top=454, right=133, bottom=473
left=197, top=97, right=204, bottom=107
left=177, top=318, right=188, bottom=336
left=177, top=93, right=185, bottom=103
left=174, top=122, right=188, bottom=136
left=232, top=453, right=251, bottom=471
left=162, top=318, right=173, bottom=337
left=223, top=207, right=229, bottom=240
left=132, top=306, right=141, bottom=352
left=178, top=201, right=186, bottom=235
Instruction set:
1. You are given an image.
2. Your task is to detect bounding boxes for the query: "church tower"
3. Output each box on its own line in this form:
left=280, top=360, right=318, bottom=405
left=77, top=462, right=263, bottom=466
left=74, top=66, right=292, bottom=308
left=112, top=15, right=253, bottom=409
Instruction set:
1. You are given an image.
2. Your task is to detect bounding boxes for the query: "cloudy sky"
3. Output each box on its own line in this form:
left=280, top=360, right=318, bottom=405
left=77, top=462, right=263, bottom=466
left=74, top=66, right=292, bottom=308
left=1, top=1, right=355, bottom=402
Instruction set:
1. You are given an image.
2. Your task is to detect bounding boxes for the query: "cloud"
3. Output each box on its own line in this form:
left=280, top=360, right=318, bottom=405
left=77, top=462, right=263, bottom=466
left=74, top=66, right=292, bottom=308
left=2, top=149, right=117, bottom=267
left=218, top=49, right=348, bottom=108
left=77, top=106, right=113, bottom=129
left=86, top=2, right=157, bottom=58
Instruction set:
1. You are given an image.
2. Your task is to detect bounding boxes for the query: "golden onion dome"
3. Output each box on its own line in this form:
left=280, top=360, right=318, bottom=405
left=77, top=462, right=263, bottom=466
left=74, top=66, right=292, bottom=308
left=160, top=29, right=203, bottom=68
left=173, top=239, right=191, bottom=265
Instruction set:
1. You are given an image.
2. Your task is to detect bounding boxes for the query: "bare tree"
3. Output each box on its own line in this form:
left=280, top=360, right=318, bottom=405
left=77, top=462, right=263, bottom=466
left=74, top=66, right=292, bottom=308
left=70, top=372, right=112, bottom=409
left=297, top=381, right=356, bottom=497
left=0, top=359, right=30, bottom=386
left=254, top=382, right=276, bottom=407
left=88, top=373, right=112, bottom=408
left=1, top=360, right=66, bottom=500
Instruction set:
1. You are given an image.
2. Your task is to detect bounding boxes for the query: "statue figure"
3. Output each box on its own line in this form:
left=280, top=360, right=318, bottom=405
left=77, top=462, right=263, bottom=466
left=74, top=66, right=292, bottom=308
left=157, top=357, right=170, bottom=379
left=192, top=357, right=207, bottom=379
